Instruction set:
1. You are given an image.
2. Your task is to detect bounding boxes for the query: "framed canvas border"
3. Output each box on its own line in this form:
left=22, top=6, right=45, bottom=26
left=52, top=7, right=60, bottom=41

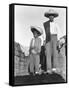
left=9, top=3, right=68, bottom=86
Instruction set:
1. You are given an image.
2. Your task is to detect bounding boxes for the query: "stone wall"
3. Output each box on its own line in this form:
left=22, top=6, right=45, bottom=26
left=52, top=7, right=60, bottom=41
left=58, top=44, right=66, bottom=80
left=14, top=42, right=29, bottom=76
left=14, top=39, right=66, bottom=80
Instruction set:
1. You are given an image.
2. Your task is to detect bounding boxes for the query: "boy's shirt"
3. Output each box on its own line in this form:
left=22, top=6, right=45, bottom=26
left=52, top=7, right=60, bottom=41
left=30, top=37, right=41, bottom=54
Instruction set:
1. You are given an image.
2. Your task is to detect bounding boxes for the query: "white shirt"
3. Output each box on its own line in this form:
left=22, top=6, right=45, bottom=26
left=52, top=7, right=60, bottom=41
left=31, top=38, right=35, bottom=47
left=30, top=38, right=41, bottom=54
left=50, top=22, right=61, bottom=40
left=31, top=38, right=36, bottom=54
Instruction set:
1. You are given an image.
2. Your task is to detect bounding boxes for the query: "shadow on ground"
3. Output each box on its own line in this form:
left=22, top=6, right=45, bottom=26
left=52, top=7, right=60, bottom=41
left=14, top=73, right=66, bottom=86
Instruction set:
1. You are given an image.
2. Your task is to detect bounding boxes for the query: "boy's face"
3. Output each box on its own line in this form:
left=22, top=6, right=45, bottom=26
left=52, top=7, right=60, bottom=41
left=33, top=31, right=39, bottom=38
left=49, top=15, right=54, bottom=22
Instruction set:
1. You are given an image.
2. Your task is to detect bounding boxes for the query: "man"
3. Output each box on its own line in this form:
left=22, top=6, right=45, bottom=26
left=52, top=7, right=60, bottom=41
left=43, top=9, right=61, bottom=74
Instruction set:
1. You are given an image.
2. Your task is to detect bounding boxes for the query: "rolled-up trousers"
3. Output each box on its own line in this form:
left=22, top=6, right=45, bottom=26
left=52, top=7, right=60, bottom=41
left=45, top=34, right=58, bottom=71
left=30, top=53, right=40, bottom=73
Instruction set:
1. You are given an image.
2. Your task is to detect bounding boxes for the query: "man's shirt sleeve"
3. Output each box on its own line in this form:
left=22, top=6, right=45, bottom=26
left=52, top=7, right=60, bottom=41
left=56, top=23, right=62, bottom=41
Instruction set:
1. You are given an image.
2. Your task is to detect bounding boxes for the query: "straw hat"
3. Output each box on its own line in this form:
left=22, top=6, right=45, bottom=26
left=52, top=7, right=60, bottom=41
left=44, top=9, right=58, bottom=18
left=31, top=26, right=43, bottom=36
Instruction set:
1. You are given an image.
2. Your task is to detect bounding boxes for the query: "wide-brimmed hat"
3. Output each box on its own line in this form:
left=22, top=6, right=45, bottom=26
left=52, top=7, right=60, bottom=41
left=31, top=26, right=43, bottom=36
left=44, top=9, right=58, bottom=18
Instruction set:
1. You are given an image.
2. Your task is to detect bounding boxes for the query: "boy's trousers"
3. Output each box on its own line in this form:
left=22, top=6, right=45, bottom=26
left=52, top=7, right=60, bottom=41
left=45, top=34, right=58, bottom=71
left=30, top=53, right=40, bottom=73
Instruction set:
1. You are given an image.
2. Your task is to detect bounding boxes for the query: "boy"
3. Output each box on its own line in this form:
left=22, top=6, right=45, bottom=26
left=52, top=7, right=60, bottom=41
left=29, top=26, right=43, bottom=75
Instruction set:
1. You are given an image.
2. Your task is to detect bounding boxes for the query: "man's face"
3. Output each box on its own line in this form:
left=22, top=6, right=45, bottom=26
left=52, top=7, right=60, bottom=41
left=33, top=31, right=38, bottom=38
left=49, top=15, right=54, bottom=22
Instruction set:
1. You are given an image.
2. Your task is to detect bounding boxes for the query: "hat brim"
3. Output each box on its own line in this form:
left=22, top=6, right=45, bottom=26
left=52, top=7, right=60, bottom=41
left=44, top=13, right=58, bottom=18
left=31, top=27, right=41, bottom=36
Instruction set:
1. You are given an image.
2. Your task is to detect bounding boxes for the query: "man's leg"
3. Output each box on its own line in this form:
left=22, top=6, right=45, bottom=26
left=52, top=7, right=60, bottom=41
left=45, top=42, right=52, bottom=72
left=52, top=36, right=59, bottom=70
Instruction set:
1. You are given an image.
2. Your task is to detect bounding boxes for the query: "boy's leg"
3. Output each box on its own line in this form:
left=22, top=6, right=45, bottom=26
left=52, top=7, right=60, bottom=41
left=30, top=54, right=34, bottom=74
left=35, top=54, right=40, bottom=73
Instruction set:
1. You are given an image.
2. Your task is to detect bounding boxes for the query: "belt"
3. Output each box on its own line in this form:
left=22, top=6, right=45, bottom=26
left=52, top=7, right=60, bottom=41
left=51, top=34, right=57, bottom=36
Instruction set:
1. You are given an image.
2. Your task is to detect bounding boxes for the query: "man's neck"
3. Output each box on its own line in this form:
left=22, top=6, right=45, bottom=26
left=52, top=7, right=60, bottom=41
left=50, top=20, right=54, bottom=22
left=49, top=19, right=54, bottom=22
left=33, top=37, right=38, bottom=39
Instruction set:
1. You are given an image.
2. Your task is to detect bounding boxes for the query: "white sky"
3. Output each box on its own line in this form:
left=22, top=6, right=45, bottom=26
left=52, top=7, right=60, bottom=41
left=15, top=5, right=66, bottom=47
